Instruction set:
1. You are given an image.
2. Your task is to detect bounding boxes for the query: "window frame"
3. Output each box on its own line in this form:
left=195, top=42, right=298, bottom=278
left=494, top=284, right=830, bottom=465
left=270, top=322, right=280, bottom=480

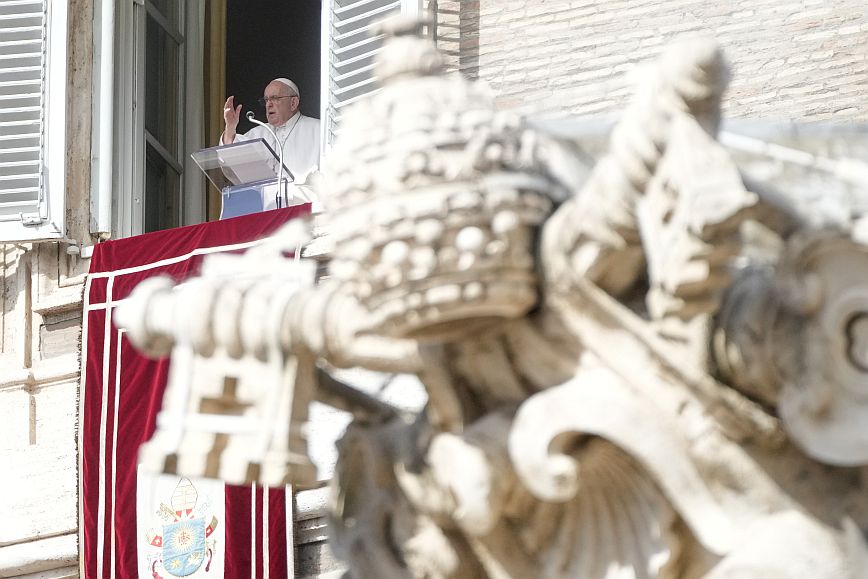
left=138, top=0, right=185, bottom=235
left=97, top=0, right=204, bottom=240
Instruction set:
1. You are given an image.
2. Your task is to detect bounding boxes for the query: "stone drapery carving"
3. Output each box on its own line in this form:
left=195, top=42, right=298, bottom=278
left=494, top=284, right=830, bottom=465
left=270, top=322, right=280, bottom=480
left=117, top=20, right=868, bottom=579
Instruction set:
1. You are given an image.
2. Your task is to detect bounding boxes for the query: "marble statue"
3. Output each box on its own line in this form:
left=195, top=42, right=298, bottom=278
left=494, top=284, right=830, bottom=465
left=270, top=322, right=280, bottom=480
left=117, top=19, right=868, bottom=579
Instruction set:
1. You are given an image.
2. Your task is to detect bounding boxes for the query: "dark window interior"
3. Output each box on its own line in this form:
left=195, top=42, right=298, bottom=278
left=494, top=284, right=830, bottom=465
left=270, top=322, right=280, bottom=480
left=143, top=1, right=183, bottom=233
left=226, top=0, right=322, bottom=135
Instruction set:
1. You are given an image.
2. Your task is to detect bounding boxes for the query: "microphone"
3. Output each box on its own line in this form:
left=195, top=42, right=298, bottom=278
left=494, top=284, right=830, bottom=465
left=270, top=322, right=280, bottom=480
left=245, top=111, right=287, bottom=209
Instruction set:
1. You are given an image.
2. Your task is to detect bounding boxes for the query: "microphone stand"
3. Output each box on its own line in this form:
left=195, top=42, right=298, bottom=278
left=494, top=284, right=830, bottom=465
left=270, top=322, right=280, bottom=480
left=246, top=110, right=288, bottom=209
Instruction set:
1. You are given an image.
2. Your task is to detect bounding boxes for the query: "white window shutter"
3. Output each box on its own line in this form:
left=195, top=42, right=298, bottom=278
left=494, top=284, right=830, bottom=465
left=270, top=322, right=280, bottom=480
left=0, top=0, right=67, bottom=242
left=322, top=0, right=420, bottom=154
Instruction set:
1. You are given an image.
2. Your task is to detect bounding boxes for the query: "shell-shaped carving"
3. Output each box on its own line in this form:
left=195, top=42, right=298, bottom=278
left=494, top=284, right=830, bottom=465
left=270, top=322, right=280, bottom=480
left=536, top=440, right=680, bottom=578
left=509, top=366, right=736, bottom=558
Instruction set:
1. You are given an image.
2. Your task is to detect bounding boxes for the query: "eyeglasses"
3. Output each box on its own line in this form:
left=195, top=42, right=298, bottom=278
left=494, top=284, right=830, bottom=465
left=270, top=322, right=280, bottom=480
left=258, top=95, right=297, bottom=106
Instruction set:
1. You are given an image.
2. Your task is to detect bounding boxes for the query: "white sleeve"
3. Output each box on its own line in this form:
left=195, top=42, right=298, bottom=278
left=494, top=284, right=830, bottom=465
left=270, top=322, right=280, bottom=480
left=219, top=128, right=254, bottom=146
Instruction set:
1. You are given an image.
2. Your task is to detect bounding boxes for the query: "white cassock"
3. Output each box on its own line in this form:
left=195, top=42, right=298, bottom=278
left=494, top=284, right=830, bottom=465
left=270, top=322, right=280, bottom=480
left=221, top=112, right=321, bottom=209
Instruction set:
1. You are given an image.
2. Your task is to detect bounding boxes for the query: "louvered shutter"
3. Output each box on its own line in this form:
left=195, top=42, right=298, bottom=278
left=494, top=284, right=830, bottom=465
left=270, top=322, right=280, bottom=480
left=321, top=0, right=420, bottom=153
left=0, top=0, right=67, bottom=241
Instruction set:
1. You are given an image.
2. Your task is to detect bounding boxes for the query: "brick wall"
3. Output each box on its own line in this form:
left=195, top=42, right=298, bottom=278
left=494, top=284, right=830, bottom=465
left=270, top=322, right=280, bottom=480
left=429, top=0, right=868, bottom=120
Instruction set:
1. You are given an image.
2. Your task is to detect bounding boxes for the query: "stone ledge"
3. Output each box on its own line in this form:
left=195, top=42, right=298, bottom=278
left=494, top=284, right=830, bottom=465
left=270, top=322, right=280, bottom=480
left=0, top=534, right=77, bottom=576
left=0, top=355, right=79, bottom=391
left=12, top=565, right=78, bottom=579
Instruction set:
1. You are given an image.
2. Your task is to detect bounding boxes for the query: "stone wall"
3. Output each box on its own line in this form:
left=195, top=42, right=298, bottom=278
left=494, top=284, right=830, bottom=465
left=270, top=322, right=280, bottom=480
left=429, top=0, right=868, bottom=120
left=0, top=243, right=87, bottom=578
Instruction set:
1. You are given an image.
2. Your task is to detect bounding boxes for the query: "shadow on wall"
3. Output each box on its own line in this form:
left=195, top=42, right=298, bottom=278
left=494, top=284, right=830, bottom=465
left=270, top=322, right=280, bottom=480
left=430, top=0, right=480, bottom=80
left=459, top=0, right=479, bottom=79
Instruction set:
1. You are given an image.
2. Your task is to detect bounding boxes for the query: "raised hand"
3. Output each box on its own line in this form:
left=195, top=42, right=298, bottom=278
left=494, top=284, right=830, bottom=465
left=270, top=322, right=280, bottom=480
left=223, top=96, right=242, bottom=143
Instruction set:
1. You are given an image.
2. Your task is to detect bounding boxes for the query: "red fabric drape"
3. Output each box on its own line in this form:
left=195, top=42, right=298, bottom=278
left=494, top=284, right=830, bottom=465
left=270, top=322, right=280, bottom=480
left=80, top=206, right=309, bottom=578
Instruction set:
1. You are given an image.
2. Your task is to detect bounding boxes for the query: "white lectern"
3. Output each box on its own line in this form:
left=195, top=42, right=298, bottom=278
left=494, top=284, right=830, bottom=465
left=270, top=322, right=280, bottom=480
left=191, top=139, right=307, bottom=219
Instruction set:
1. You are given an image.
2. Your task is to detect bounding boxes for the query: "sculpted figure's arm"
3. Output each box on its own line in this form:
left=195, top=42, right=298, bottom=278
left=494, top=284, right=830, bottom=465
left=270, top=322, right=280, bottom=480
left=222, top=95, right=242, bottom=144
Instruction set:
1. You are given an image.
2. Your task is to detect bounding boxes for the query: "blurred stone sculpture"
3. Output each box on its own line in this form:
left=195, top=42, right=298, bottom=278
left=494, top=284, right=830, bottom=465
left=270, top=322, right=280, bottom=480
left=118, top=19, right=868, bottom=579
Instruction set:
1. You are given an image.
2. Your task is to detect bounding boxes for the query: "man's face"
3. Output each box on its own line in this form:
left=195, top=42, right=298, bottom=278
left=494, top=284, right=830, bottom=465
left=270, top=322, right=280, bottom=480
left=263, top=80, right=299, bottom=126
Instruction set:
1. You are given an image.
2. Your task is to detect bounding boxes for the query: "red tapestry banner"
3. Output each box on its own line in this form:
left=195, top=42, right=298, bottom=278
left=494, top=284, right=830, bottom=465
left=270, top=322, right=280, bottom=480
left=79, top=206, right=310, bottom=579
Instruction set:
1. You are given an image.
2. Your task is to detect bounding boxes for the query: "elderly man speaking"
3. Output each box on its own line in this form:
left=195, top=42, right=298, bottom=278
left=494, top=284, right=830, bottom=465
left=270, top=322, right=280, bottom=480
left=221, top=78, right=321, bottom=185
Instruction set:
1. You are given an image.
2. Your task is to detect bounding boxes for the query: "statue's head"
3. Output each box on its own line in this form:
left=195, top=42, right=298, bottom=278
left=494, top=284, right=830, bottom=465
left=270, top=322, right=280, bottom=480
left=323, top=18, right=576, bottom=342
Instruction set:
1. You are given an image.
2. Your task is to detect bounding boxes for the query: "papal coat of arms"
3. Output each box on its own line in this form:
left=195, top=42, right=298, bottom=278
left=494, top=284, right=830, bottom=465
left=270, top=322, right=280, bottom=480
left=143, top=478, right=219, bottom=578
